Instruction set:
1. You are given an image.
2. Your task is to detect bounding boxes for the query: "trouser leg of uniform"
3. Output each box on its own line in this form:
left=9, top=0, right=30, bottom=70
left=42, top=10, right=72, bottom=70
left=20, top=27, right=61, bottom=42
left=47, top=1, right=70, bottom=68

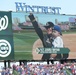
left=42, top=54, right=50, bottom=60
left=63, top=54, right=69, bottom=59
left=54, top=54, right=62, bottom=59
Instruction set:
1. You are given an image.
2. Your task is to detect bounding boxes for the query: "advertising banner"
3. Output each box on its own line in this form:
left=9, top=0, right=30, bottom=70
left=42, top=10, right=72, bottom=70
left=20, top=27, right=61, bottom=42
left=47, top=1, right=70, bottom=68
left=0, top=11, right=14, bottom=60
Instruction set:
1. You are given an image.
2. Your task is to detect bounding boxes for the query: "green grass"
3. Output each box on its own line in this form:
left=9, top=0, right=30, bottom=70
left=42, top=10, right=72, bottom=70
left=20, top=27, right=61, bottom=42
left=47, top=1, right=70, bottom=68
left=62, top=31, right=76, bottom=34
left=13, top=31, right=39, bottom=60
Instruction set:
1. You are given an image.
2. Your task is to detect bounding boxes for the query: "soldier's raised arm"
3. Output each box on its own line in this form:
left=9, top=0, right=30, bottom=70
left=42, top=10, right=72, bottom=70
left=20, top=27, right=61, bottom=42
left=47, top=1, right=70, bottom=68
left=28, top=13, right=44, bottom=41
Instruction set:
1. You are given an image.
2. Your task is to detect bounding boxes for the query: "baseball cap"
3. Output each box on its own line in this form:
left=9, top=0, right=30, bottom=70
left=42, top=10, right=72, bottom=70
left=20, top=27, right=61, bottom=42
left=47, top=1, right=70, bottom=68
left=44, top=22, right=54, bottom=29
left=53, top=25, right=62, bottom=35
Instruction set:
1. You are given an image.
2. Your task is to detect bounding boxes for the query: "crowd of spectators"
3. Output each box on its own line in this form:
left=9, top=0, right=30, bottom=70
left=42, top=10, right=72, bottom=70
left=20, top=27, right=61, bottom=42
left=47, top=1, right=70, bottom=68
left=0, top=61, right=76, bottom=75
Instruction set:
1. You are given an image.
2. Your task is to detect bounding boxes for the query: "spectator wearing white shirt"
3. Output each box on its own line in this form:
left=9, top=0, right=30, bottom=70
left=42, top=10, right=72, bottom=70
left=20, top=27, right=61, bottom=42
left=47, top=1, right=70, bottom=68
left=52, top=25, right=63, bottom=59
left=52, top=25, right=69, bottom=59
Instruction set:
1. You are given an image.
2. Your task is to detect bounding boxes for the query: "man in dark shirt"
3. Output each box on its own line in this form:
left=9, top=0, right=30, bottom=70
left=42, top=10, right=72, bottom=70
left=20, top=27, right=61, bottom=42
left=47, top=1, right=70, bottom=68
left=28, top=13, right=54, bottom=60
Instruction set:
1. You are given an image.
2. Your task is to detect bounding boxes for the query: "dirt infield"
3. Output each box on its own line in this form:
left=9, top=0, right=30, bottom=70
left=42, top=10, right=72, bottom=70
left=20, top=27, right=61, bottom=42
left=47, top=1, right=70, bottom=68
left=62, top=33, right=76, bottom=59
left=32, top=33, right=76, bottom=60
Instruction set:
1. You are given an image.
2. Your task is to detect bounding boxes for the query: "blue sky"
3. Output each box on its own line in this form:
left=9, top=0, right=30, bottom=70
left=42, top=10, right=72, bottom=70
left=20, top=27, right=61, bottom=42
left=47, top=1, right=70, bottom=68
left=0, top=0, right=76, bottom=15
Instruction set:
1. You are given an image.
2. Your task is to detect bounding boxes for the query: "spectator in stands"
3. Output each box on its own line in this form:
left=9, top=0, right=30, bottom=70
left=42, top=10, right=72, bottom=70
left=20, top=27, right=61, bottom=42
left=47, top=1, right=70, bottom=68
left=52, top=25, right=63, bottom=59
left=52, top=25, right=69, bottom=59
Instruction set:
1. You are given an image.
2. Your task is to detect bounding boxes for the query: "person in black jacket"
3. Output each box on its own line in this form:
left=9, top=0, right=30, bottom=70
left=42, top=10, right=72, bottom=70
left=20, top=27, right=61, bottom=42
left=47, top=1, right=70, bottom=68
left=28, top=13, right=54, bottom=60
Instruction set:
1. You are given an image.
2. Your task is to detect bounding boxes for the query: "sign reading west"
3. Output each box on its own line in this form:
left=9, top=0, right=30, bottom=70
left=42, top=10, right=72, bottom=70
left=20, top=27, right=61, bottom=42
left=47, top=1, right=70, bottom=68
left=0, top=11, right=14, bottom=60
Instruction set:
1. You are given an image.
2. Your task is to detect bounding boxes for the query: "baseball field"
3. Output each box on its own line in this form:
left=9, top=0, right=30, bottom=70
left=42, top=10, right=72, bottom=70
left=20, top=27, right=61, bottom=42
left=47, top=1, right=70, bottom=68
left=13, top=30, right=76, bottom=60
